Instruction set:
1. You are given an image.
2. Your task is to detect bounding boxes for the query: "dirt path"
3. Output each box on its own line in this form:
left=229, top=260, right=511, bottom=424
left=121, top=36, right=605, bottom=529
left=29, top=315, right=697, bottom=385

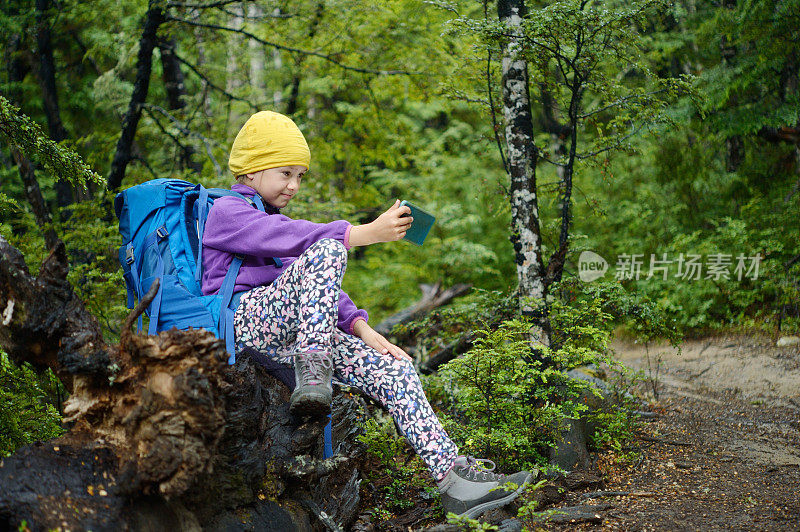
left=544, top=333, right=800, bottom=531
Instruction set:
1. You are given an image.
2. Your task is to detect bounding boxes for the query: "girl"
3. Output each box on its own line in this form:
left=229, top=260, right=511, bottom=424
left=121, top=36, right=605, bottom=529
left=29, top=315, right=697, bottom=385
left=201, top=111, right=533, bottom=519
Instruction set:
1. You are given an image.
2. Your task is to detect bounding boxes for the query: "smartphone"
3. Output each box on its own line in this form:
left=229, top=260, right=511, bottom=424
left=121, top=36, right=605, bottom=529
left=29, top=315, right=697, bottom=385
left=399, top=200, right=436, bottom=246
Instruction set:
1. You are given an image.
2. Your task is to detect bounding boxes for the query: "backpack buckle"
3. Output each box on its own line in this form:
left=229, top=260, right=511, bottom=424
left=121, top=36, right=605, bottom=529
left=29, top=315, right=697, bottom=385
left=125, top=247, right=135, bottom=265
left=156, top=226, right=169, bottom=239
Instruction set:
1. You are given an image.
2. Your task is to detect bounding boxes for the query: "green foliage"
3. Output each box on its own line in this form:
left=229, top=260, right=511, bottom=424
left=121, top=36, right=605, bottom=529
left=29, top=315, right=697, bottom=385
left=0, top=193, right=127, bottom=341
left=445, top=512, right=499, bottom=530
left=586, top=407, right=638, bottom=457
left=0, top=351, right=64, bottom=457
left=429, top=316, right=602, bottom=472
left=393, top=287, right=519, bottom=355
left=575, top=126, right=799, bottom=333
left=357, top=417, right=439, bottom=518
left=419, top=279, right=667, bottom=471
left=0, top=0, right=794, bottom=339
left=60, top=194, right=130, bottom=341
left=694, top=0, right=800, bottom=136
left=555, top=277, right=682, bottom=346
left=0, top=96, right=101, bottom=187
left=357, top=418, right=408, bottom=470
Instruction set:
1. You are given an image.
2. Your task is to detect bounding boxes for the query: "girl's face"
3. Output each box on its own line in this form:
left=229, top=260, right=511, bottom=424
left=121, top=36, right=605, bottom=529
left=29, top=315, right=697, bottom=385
left=246, top=165, right=307, bottom=208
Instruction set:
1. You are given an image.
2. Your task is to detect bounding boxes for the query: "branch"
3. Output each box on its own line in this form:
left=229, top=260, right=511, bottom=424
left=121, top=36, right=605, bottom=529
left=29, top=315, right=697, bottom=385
left=167, top=0, right=247, bottom=8
left=213, top=4, right=296, bottom=20
left=142, top=103, right=223, bottom=175
left=373, top=282, right=472, bottom=337
left=0, top=96, right=101, bottom=187
left=488, top=29, right=571, bottom=63
left=166, top=16, right=417, bottom=76
left=579, top=89, right=669, bottom=119
left=167, top=0, right=296, bottom=18
left=576, top=123, right=644, bottom=160
left=538, top=154, right=567, bottom=167
left=9, top=146, right=60, bottom=250
left=120, top=278, right=159, bottom=345
left=483, top=0, right=508, bottom=175
left=172, top=53, right=260, bottom=111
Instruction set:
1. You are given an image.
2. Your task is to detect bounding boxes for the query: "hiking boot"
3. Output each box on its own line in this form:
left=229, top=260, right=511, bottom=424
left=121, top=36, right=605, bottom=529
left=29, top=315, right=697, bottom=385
left=437, top=455, right=535, bottom=519
left=289, top=350, right=333, bottom=417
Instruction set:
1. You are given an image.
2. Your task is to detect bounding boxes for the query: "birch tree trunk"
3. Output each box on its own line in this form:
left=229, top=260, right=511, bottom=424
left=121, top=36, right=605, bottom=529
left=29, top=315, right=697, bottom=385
left=497, top=0, right=551, bottom=350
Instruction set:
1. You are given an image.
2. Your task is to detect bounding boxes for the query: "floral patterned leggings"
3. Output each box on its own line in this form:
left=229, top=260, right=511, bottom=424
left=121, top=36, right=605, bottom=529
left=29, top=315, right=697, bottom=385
left=233, top=238, right=459, bottom=480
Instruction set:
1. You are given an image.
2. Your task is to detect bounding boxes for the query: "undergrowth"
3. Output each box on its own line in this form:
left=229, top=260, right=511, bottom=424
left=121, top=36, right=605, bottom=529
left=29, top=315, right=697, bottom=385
left=0, top=350, right=64, bottom=456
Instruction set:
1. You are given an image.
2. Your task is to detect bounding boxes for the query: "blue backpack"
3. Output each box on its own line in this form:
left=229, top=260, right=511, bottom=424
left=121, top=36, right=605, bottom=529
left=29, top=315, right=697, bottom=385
left=114, top=178, right=281, bottom=364
left=116, top=178, right=335, bottom=455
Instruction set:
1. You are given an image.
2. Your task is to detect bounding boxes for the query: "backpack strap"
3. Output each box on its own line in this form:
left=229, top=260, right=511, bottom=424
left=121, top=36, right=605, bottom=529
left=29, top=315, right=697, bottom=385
left=218, top=254, right=244, bottom=364
left=122, top=242, right=144, bottom=333
left=323, top=413, right=333, bottom=458
left=144, top=225, right=169, bottom=336
left=194, top=187, right=210, bottom=282
left=251, top=194, right=265, bottom=212
left=192, top=188, right=283, bottom=364
left=194, top=188, right=282, bottom=283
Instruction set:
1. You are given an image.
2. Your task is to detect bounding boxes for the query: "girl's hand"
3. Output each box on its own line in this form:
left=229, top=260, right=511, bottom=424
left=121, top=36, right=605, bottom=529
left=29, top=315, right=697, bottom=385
left=353, top=320, right=412, bottom=362
left=349, top=200, right=413, bottom=246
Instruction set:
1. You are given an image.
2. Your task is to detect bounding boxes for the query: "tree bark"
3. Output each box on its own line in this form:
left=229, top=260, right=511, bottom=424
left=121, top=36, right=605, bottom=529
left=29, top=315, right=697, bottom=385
left=35, top=0, right=75, bottom=208
left=373, top=281, right=472, bottom=336
left=249, top=5, right=267, bottom=94
left=0, top=236, right=367, bottom=530
left=6, top=25, right=60, bottom=250
left=497, top=0, right=551, bottom=349
left=285, top=2, right=325, bottom=116
left=158, top=38, right=187, bottom=112
left=0, top=236, right=104, bottom=385
left=157, top=36, right=202, bottom=173
left=107, top=1, right=166, bottom=190
left=9, top=148, right=60, bottom=251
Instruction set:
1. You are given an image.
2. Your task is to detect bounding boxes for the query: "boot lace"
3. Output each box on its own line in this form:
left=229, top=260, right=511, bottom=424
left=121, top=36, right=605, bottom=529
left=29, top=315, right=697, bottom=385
left=292, top=350, right=332, bottom=386
left=458, top=456, right=504, bottom=482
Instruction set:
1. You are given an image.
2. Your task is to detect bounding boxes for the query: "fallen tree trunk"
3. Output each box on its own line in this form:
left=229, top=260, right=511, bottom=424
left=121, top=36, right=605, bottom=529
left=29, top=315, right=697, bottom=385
left=373, top=281, right=472, bottom=337
left=0, top=236, right=109, bottom=386
left=0, top=236, right=367, bottom=531
left=419, top=331, right=479, bottom=375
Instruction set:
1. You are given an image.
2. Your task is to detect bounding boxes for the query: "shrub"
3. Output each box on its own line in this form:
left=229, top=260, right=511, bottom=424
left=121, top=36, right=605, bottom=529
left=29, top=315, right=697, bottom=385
left=0, top=350, right=64, bottom=457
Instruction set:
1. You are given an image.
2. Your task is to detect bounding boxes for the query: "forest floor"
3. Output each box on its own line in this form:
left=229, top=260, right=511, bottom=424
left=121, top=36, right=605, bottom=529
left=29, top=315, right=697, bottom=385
left=358, top=332, right=800, bottom=531
left=539, top=332, right=800, bottom=531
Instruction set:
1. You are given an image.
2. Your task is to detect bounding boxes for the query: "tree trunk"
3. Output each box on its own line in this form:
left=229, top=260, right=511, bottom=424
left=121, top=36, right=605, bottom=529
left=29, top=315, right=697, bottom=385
left=9, top=148, right=60, bottom=251
left=0, top=236, right=367, bottom=531
left=249, top=5, right=267, bottom=94
left=158, top=37, right=203, bottom=173
left=373, top=281, right=472, bottom=336
left=497, top=0, right=551, bottom=349
left=549, top=62, right=584, bottom=288
left=285, top=2, right=324, bottom=117
left=35, top=0, right=75, bottom=208
left=107, top=1, right=165, bottom=190
left=158, top=38, right=187, bottom=112
left=6, top=27, right=60, bottom=250
left=225, top=3, right=245, bottom=129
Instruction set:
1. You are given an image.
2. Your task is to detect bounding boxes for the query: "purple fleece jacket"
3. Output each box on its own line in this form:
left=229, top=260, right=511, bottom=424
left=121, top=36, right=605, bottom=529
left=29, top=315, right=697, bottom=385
left=201, top=184, right=369, bottom=335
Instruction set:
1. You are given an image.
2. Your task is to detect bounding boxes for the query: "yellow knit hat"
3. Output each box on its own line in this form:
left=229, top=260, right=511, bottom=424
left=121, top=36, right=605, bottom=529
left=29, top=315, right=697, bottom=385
left=228, top=111, right=311, bottom=176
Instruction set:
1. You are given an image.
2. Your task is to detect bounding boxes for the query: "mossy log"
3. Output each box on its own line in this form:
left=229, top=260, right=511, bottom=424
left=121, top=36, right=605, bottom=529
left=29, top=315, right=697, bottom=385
left=0, top=235, right=367, bottom=531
